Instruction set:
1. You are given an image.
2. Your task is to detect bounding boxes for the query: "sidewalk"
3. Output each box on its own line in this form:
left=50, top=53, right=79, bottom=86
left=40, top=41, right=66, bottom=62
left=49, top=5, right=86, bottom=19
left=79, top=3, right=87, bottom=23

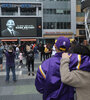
left=0, top=55, right=42, bottom=100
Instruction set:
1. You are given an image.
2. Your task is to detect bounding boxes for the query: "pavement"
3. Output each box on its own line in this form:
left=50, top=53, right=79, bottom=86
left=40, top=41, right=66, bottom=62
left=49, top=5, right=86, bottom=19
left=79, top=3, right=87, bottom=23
left=0, top=55, right=77, bottom=100
left=0, top=56, right=42, bottom=100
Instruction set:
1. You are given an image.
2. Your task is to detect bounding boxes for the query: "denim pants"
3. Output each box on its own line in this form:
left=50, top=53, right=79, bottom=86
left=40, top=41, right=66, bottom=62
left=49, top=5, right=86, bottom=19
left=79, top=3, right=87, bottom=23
left=34, top=53, right=38, bottom=59
left=16, top=52, right=19, bottom=59
left=27, top=60, right=34, bottom=72
left=6, top=65, right=16, bottom=81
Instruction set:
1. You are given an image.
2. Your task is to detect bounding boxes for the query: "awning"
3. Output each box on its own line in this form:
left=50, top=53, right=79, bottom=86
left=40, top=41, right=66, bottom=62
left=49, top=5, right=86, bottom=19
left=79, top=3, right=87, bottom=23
left=20, top=39, right=36, bottom=41
left=75, top=35, right=85, bottom=37
left=1, top=39, right=18, bottom=41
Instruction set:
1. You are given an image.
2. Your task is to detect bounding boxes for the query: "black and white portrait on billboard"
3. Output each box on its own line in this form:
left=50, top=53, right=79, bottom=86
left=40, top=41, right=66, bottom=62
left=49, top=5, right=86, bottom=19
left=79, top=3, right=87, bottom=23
left=1, top=19, right=20, bottom=36
left=1, top=17, right=42, bottom=37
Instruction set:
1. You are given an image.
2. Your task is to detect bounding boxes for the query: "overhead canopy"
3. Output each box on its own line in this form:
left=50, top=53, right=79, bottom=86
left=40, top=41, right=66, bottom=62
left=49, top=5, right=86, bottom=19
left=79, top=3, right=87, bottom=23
left=1, top=39, right=17, bottom=41
left=20, top=39, right=36, bottom=41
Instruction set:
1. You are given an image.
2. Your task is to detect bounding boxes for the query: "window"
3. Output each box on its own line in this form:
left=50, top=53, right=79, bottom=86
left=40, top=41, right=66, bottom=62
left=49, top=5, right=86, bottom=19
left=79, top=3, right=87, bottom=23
left=67, top=22, right=71, bottom=29
left=67, top=10, right=70, bottom=14
left=44, top=9, right=70, bottom=15
left=1, top=4, right=18, bottom=15
left=56, top=9, right=64, bottom=14
left=39, top=7, right=41, bottom=10
left=76, top=12, right=85, bottom=17
left=79, top=30, right=85, bottom=35
left=77, top=0, right=81, bottom=5
left=77, top=24, right=85, bottom=29
left=43, top=22, right=71, bottom=29
left=57, top=22, right=60, bottom=29
left=20, top=7, right=36, bottom=15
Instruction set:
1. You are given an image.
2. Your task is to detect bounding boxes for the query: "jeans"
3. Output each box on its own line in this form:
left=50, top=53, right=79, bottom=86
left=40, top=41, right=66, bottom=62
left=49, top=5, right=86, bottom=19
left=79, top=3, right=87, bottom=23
left=16, top=52, right=19, bottom=59
left=40, top=52, right=45, bottom=61
left=27, top=60, right=34, bottom=72
left=34, top=53, right=38, bottom=59
left=6, top=65, right=16, bottom=81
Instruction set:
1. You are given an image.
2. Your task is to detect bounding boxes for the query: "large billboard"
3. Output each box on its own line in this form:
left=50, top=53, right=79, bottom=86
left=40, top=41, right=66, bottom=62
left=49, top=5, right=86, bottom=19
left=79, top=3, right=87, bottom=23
left=0, top=17, right=42, bottom=37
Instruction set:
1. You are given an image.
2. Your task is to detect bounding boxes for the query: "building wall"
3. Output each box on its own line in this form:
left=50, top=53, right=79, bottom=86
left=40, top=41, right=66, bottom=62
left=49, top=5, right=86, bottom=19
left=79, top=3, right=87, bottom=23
left=76, top=0, right=85, bottom=37
left=0, top=0, right=76, bottom=39
left=43, top=0, right=76, bottom=38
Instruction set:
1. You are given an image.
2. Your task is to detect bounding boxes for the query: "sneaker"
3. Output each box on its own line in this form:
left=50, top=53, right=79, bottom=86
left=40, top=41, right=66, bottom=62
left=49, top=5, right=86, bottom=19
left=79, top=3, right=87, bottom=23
left=32, top=72, right=35, bottom=76
left=13, top=80, right=17, bottom=83
left=28, top=72, right=30, bottom=76
left=19, top=66, right=21, bottom=69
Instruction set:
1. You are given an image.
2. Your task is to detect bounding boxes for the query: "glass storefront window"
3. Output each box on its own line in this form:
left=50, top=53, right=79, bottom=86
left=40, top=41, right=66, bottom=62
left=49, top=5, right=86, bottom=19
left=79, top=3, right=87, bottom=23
left=43, top=22, right=71, bottom=29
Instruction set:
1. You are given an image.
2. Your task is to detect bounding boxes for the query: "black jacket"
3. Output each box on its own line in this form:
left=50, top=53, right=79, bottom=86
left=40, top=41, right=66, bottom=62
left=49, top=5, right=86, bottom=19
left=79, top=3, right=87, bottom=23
left=26, top=50, right=34, bottom=61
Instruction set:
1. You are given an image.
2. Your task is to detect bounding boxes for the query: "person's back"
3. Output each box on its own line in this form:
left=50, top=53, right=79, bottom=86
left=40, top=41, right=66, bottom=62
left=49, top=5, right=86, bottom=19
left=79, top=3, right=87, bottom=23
left=75, top=70, right=90, bottom=100
left=35, top=52, right=74, bottom=100
left=26, top=50, right=34, bottom=61
left=70, top=44, right=90, bottom=100
left=5, top=46, right=16, bottom=82
left=41, top=44, right=45, bottom=54
left=5, top=50, right=15, bottom=66
left=60, top=44, right=90, bottom=100
left=33, top=45, right=38, bottom=53
left=35, top=37, right=90, bottom=100
left=26, top=49, right=34, bottom=76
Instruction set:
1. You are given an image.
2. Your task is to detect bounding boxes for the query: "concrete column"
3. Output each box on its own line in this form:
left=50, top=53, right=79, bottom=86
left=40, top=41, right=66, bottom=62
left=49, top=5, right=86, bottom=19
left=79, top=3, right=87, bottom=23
left=18, top=6, right=20, bottom=16
left=44, top=39, right=46, bottom=45
left=71, top=0, right=76, bottom=38
left=36, top=7, right=38, bottom=16
left=18, top=39, right=21, bottom=45
left=0, top=6, right=2, bottom=15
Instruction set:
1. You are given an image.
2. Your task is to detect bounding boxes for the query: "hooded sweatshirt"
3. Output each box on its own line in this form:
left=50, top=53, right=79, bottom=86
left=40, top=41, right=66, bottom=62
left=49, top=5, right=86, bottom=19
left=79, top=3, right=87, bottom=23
left=5, top=51, right=15, bottom=66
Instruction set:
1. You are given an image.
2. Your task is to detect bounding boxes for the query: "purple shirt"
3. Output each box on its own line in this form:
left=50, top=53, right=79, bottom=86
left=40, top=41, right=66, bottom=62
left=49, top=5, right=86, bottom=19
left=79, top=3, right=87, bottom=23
left=35, top=52, right=90, bottom=100
left=5, top=51, right=15, bottom=66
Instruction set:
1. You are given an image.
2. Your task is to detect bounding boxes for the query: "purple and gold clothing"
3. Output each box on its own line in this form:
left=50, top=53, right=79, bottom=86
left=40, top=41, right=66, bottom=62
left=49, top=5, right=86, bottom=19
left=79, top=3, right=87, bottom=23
left=35, top=52, right=90, bottom=100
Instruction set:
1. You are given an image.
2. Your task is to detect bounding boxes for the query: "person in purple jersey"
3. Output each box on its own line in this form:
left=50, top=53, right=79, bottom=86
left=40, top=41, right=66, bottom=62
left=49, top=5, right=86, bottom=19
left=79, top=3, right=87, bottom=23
left=5, top=46, right=16, bottom=83
left=35, top=36, right=90, bottom=100
left=60, top=44, right=90, bottom=100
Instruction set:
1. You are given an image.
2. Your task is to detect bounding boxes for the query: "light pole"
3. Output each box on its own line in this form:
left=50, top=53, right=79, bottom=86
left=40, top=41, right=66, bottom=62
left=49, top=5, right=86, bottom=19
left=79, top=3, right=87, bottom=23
left=81, top=0, right=90, bottom=42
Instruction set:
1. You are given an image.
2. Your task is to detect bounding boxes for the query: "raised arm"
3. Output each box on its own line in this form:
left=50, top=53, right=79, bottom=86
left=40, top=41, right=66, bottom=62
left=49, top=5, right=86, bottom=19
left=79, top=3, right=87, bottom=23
left=60, top=53, right=84, bottom=87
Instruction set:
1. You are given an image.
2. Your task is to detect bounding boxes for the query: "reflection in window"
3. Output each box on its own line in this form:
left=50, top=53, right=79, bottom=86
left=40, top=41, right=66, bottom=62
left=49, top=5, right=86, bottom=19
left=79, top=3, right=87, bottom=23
left=43, top=22, right=71, bottom=29
left=43, top=9, right=70, bottom=15
left=1, top=6, right=18, bottom=15
left=20, top=7, right=36, bottom=15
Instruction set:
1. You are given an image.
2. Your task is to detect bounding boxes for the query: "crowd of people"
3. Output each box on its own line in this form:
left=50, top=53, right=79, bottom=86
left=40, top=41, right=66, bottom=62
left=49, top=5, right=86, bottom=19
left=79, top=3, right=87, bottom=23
left=0, top=37, right=90, bottom=100
left=0, top=41, right=58, bottom=82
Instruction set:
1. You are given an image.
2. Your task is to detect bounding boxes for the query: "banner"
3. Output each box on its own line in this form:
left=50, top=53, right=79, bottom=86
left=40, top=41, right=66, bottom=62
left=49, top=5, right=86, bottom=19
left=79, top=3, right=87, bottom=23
left=0, top=17, right=42, bottom=37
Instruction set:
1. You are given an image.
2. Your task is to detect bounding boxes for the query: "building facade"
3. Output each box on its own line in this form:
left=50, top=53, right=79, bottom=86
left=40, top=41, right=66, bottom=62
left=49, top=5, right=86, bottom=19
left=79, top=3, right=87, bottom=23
left=0, top=0, right=76, bottom=43
left=76, top=0, right=86, bottom=42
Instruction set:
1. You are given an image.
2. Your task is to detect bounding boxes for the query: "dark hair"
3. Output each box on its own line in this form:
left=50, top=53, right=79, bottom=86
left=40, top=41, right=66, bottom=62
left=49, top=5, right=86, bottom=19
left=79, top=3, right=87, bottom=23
left=8, top=46, right=13, bottom=51
left=69, top=44, right=90, bottom=56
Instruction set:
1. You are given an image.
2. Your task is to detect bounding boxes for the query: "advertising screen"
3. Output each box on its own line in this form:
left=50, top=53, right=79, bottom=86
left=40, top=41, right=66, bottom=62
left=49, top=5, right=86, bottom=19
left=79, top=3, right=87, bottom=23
left=0, top=17, right=42, bottom=37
